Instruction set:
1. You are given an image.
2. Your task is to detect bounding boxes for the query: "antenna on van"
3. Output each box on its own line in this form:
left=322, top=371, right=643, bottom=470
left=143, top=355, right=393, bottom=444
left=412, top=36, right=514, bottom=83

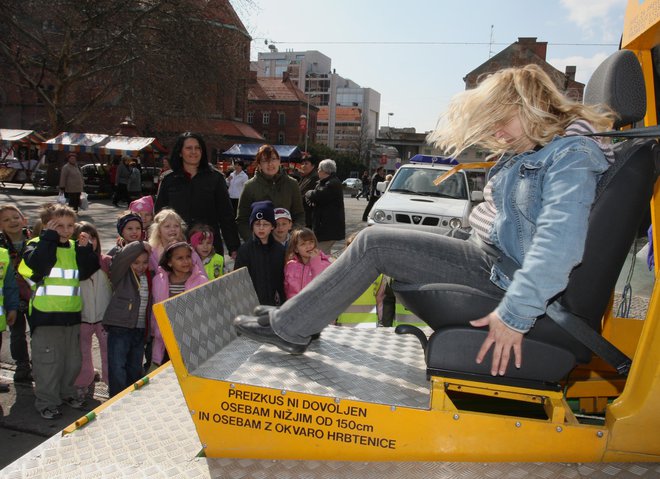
left=488, top=25, right=495, bottom=58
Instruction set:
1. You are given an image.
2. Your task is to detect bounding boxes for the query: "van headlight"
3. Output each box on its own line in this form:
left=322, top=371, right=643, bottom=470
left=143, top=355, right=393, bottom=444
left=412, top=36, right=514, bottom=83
left=372, top=210, right=391, bottom=223
left=449, top=217, right=462, bottom=229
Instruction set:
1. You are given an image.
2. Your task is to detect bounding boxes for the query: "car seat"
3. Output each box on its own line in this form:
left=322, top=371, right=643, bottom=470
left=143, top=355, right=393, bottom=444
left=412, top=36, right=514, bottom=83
left=393, top=50, right=657, bottom=389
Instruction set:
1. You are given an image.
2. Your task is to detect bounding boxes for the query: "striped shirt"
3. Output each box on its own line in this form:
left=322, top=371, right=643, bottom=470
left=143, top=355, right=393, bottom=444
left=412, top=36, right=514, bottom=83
left=468, top=120, right=614, bottom=244
left=136, top=274, right=148, bottom=329
left=169, top=282, right=186, bottom=297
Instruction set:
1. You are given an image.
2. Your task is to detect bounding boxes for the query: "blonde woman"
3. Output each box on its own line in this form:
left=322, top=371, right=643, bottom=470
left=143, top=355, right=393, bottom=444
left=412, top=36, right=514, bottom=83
left=235, top=65, right=615, bottom=376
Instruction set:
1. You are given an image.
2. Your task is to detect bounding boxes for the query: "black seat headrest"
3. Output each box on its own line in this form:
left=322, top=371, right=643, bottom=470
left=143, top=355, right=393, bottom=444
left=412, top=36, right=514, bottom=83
left=583, top=49, right=646, bottom=128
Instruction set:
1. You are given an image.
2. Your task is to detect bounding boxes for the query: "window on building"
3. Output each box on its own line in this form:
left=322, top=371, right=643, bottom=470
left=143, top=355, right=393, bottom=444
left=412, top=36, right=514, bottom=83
left=278, top=132, right=285, bottom=144
left=278, top=112, right=286, bottom=126
left=247, top=111, right=254, bottom=124
left=263, top=112, right=270, bottom=125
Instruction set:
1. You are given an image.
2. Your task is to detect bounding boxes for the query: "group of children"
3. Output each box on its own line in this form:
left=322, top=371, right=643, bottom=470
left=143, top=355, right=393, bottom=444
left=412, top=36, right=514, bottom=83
left=235, top=200, right=332, bottom=307
left=0, top=195, right=332, bottom=420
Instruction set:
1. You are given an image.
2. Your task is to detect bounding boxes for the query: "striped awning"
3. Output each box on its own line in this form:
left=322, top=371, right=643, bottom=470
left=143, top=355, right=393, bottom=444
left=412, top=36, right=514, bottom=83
left=43, top=132, right=167, bottom=156
left=0, top=129, right=46, bottom=145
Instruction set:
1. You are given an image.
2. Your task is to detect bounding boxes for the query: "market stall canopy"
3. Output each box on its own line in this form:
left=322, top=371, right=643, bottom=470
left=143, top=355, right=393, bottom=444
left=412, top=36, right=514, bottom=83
left=43, top=132, right=167, bottom=156
left=0, top=129, right=46, bottom=145
left=222, top=144, right=302, bottom=161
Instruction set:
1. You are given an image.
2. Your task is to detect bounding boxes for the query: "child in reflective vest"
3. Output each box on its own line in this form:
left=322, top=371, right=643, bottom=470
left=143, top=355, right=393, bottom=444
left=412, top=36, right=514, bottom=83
left=0, top=204, right=33, bottom=383
left=0, top=244, right=19, bottom=393
left=19, top=204, right=99, bottom=420
left=188, top=224, right=224, bottom=279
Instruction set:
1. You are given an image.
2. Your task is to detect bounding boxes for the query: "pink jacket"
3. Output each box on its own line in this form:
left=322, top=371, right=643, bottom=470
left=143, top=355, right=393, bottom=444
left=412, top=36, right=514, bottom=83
left=150, top=265, right=208, bottom=365
left=149, top=246, right=206, bottom=276
left=284, top=252, right=332, bottom=299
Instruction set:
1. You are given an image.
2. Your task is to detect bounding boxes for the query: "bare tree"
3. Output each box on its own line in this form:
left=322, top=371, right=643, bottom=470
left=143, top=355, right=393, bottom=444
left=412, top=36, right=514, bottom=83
left=0, top=0, right=252, bottom=135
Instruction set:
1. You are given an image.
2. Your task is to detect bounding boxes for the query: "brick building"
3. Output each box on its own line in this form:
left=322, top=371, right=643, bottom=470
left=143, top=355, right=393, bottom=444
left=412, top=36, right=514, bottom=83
left=0, top=0, right=261, bottom=160
left=247, top=73, right=318, bottom=147
left=464, top=37, right=584, bottom=100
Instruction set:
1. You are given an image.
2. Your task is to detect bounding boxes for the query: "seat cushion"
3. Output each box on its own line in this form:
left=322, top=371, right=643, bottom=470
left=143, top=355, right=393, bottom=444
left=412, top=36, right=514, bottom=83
left=394, top=282, right=592, bottom=362
left=426, top=327, right=577, bottom=385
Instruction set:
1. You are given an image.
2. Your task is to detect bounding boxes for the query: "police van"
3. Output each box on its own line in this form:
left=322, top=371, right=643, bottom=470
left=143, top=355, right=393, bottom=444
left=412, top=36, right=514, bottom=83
left=367, top=155, right=484, bottom=232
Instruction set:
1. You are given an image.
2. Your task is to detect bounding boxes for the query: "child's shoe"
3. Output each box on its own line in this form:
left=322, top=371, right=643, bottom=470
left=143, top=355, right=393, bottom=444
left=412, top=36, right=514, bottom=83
left=40, top=406, right=62, bottom=420
left=63, top=397, right=86, bottom=410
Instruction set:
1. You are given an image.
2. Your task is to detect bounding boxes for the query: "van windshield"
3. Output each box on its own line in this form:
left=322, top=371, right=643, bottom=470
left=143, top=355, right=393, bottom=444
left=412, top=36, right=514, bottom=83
left=389, top=168, right=467, bottom=200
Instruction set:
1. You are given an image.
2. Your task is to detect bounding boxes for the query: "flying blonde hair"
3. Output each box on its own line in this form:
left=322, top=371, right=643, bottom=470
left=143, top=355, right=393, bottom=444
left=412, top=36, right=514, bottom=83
left=427, top=64, right=616, bottom=158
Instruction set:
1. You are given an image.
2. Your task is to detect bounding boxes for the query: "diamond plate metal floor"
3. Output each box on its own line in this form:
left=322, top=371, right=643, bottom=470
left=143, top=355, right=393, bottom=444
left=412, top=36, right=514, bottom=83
left=3, top=365, right=660, bottom=478
left=194, top=326, right=431, bottom=409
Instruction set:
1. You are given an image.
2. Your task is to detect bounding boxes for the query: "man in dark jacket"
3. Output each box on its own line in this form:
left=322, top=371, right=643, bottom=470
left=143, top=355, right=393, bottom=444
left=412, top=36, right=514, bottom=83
left=155, top=132, right=240, bottom=256
left=297, top=157, right=319, bottom=228
left=306, top=159, right=345, bottom=254
left=362, top=166, right=385, bottom=222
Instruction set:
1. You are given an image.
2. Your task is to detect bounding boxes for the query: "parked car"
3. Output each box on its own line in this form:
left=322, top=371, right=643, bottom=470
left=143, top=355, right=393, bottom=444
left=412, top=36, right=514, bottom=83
left=81, top=163, right=111, bottom=196
left=342, top=177, right=362, bottom=197
left=367, top=157, right=485, bottom=233
left=140, top=166, right=162, bottom=195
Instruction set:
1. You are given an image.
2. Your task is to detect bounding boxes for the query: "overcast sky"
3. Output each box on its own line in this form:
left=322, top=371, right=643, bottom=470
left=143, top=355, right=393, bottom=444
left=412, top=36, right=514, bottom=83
left=233, top=0, right=627, bottom=133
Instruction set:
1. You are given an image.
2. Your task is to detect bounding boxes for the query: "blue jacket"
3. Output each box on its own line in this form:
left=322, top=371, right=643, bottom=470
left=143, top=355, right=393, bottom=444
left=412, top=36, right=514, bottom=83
left=487, top=135, right=610, bottom=333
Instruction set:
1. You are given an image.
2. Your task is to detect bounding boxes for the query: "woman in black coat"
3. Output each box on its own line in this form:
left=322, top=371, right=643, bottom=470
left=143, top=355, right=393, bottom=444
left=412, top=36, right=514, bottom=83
left=155, top=132, right=240, bottom=256
left=305, top=159, right=345, bottom=254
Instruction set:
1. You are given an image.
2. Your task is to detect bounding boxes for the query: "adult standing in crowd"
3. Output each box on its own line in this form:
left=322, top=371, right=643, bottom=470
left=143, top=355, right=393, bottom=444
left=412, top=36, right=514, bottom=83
left=361, top=166, right=385, bottom=222
left=155, top=132, right=240, bottom=257
left=356, top=170, right=370, bottom=200
left=297, top=156, right=318, bottom=228
left=58, top=152, right=84, bottom=212
left=113, top=156, right=131, bottom=207
left=305, top=159, right=345, bottom=254
left=227, top=160, right=249, bottom=213
left=236, top=144, right=305, bottom=241
left=127, top=161, right=142, bottom=202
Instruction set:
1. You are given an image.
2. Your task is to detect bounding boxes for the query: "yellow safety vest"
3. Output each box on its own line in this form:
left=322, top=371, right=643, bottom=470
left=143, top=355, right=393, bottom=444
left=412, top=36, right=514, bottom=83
left=0, top=248, right=8, bottom=331
left=18, top=238, right=81, bottom=314
left=337, top=274, right=385, bottom=325
left=204, top=253, right=225, bottom=279
left=393, top=302, right=425, bottom=327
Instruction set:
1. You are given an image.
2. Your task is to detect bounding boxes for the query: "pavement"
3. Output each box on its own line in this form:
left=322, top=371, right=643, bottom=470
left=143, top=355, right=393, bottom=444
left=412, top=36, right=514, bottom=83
left=0, top=184, right=654, bottom=469
left=0, top=184, right=371, bottom=469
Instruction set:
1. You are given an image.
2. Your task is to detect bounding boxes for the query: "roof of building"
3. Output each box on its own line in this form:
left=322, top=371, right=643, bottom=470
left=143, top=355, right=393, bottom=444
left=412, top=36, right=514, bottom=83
left=249, top=77, right=307, bottom=103
left=158, top=118, right=264, bottom=141
left=198, top=0, right=250, bottom=38
left=317, top=106, right=362, bottom=122
left=462, top=37, right=584, bottom=100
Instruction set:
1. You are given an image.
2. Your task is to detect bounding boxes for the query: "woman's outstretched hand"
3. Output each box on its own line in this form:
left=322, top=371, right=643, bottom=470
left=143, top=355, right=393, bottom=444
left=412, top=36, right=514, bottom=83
left=470, top=311, right=523, bottom=376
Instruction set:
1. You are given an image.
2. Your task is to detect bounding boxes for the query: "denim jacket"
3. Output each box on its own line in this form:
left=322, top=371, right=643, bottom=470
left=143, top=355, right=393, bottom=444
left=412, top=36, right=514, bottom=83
left=486, top=135, right=610, bottom=332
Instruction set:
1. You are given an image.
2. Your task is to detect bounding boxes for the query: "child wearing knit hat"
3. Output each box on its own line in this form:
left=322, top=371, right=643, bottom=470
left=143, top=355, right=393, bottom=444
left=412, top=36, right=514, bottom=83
left=234, top=201, right=285, bottom=306
left=128, top=196, right=154, bottom=238
left=188, top=224, right=225, bottom=279
left=102, top=212, right=144, bottom=272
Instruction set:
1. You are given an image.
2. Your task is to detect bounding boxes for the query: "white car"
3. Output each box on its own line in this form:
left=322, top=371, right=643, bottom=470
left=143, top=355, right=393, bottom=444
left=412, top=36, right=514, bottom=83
left=367, top=158, right=484, bottom=232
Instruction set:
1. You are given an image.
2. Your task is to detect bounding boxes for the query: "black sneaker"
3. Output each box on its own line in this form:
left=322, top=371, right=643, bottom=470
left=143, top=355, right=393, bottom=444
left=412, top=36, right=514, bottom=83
left=40, top=406, right=62, bottom=420
left=63, top=397, right=86, bottom=409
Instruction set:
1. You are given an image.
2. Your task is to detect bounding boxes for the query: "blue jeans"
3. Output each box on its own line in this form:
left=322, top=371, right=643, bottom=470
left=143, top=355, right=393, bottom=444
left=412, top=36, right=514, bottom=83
left=271, top=226, right=502, bottom=344
left=106, top=326, right=145, bottom=397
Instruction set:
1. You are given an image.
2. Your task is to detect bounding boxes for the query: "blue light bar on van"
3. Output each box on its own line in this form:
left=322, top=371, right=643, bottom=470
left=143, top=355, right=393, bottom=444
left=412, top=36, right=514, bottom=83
left=409, top=154, right=459, bottom=165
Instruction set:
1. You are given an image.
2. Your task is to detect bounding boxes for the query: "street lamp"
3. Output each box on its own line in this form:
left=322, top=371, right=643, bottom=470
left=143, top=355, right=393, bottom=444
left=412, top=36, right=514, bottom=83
left=304, top=93, right=319, bottom=153
left=387, top=112, right=394, bottom=127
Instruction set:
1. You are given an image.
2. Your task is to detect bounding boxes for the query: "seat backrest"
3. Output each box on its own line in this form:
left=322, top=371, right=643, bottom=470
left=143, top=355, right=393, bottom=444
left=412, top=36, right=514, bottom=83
left=584, top=49, right=647, bottom=129
left=558, top=49, right=656, bottom=333
left=558, top=139, right=656, bottom=333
